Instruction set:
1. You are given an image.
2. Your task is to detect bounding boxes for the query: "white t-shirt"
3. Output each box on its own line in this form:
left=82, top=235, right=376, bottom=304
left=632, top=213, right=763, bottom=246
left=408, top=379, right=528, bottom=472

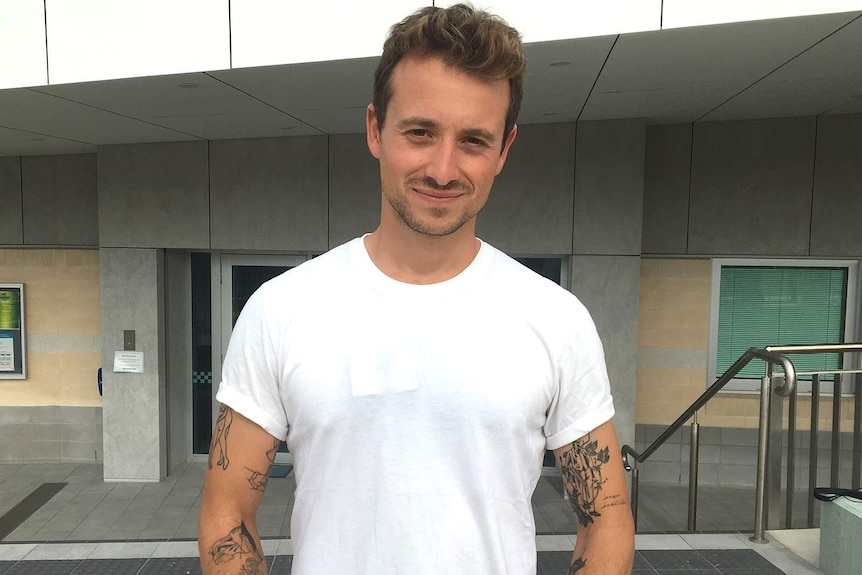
left=217, top=237, right=615, bottom=575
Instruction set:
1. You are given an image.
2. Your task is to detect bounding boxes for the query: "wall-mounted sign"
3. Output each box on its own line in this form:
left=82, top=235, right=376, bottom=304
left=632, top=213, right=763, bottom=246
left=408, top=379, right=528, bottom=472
left=0, top=284, right=26, bottom=379
left=113, top=351, right=144, bottom=373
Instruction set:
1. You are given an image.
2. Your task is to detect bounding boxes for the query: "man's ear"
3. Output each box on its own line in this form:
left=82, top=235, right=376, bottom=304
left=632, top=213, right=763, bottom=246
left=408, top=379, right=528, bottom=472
left=495, top=124, right=518, bottom=175
left=366, top=104, right=382, bottom=159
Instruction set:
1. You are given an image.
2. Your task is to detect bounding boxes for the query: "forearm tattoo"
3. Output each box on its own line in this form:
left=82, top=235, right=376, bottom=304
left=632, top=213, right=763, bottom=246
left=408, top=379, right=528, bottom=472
left=568, top=557, right=587, bottom=574
left=208, top=405, right=233, bottom=471
left=559, top=434, right=610, bottom=527
left=208, top=521, right=265, bottom=574
left=246, top=437, right=281, bottom=492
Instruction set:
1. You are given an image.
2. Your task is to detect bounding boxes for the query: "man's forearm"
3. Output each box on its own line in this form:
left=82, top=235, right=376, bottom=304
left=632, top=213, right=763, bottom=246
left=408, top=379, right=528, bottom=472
left=566, top=525, right=634, bottom=575
left=199, top=516, right=268, bottom=574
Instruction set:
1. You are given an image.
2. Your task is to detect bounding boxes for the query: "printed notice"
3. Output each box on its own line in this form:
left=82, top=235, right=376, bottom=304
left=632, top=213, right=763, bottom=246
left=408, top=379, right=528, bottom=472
left=0, top=333, right=13, bottom=372
left=113, top=351, right=144, bottom=373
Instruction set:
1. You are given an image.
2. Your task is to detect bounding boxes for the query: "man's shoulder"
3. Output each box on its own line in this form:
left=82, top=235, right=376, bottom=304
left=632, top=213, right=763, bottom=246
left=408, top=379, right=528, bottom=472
left=480, top=241, right=593, bottom=320
left=256, top=238, right=361, bottom=297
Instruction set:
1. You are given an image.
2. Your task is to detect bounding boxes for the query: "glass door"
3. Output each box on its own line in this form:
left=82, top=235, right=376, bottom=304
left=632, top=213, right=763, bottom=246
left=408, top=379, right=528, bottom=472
left=209, top=254, right=307, bottom=463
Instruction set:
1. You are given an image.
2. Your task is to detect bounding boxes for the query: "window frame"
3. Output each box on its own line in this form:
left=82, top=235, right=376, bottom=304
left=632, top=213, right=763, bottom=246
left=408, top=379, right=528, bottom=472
left=707, top=258, right=860, bottom=394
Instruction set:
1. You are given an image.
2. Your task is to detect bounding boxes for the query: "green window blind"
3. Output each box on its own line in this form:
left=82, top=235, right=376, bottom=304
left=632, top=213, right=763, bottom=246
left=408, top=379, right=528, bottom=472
left=717, top=266, right=847, bottom=380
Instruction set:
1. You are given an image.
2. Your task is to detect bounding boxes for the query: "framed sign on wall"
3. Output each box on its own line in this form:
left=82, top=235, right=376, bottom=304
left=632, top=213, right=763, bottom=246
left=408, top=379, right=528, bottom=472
left=0, top=283, right=26, bottom=379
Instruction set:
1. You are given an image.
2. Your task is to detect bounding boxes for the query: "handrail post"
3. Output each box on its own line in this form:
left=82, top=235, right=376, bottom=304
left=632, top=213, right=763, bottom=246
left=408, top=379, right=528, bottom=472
left=786, top=380, right=797, bottom=529
left=688, top=415, right=699, bottom=531
left=808, top=374, right=820, bottom=528
left=854, top=373, right=861, bottom=489
left=767, top=365, right=784, bottom=531
left=831, top=372, right=842, bottom=486
left=752, top=372, right=772, bottom=543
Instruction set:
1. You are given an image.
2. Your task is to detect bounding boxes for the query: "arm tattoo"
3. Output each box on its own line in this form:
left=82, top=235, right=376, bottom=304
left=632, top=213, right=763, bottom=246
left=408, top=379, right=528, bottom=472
left=568, top=557, right=587, bottom=574
left=559, top=433, right=610, bottom=527
left=208, top=405, right=233, bottom=470
left=209, top=521, right=265, bottom=573
left=246, top=437, right=280, bottom=492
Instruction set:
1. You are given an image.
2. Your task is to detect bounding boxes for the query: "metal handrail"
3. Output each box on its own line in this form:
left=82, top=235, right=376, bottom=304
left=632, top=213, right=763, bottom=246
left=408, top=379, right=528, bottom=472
left=621, top=343, right=862, bottom=541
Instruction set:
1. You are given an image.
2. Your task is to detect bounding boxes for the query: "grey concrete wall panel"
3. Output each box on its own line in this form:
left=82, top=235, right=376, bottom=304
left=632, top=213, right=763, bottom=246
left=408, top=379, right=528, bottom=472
left=328, top=134, right=381, bottom=248
left=98, top=142, right=209, bottom=248
left=0, top=156, right=23, bottom=245
left=570, top=255, right=640, bottom=451
left=688, top=117, right=816, bottom=256
left=642, top=124, right=692, bottom=255
left=811, top=114, right=862, bottom=257
left=210, top=137, right=328, bottom=251
left=165, top=249, right=192, bottom=473
left=22, top=154, right=97, bottom=246
left=100, top=247, right=166, bottom=481
left=573, top=119, right=646, bottom=256
left=477, top=123, right=575, bottom=255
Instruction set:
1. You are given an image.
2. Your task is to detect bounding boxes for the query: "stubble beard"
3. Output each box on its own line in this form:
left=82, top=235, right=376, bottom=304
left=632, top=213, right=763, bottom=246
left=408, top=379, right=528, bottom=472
left=385, top=177, right=477, bottom=237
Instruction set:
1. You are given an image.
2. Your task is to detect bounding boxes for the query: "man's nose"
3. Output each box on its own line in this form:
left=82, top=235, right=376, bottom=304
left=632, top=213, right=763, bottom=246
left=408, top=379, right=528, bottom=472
left=424, top=140, right=459, bottom=187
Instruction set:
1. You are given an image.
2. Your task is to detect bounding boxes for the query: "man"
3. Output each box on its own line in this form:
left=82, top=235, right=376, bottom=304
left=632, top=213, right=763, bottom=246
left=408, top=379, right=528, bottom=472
left=198, top=4, right=634, bottom=575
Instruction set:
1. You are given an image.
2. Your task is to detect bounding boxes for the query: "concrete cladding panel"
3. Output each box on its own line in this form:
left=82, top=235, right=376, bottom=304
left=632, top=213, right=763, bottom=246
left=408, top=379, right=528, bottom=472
left=22, top=154, right=97, bottom=246
left=210, top=136, right=328, bottom=251
left=811, top=113, right=862, bottom=257
left=573, top=119, right=645, bottom=256
left=100, top=247, right=165, bottom=480
left=570, top=255, right=640, bottom=450
left=328, top=133, right=381, bottom=249
left=688, top=117, right=816, bottom=256
left=476, top=123, right=576, bottom=255
left=0, top=156, right=23, bottom=244
left=98, top=141, right=209, bottom=249
left=642, top=124, right=692, bottom=255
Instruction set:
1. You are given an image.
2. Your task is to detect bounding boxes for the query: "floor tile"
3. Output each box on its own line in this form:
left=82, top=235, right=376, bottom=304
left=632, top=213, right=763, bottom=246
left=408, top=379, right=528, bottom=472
left=23, top=543, right=97, bottom=561
left=69, top=558, right=146, bottom=575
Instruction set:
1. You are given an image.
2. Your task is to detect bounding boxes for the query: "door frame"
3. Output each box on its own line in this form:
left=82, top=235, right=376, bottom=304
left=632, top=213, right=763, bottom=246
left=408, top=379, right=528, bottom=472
left=208, top=252, right=309, bottom=463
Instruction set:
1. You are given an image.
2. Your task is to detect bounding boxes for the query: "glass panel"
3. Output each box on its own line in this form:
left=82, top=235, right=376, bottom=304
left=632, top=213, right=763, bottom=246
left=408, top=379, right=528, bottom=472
left=231, top=265, right=290, bottom=327
left=716, top=266, right=847, bottom=380
left=515, top=257, right=562, bottom=284
left=192, top=253, right=213, bottom=455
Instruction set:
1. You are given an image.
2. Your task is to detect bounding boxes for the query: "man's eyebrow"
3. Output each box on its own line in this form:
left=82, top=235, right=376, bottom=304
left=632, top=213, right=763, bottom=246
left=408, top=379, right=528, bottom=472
left=395, top=117, right=439, bottom=130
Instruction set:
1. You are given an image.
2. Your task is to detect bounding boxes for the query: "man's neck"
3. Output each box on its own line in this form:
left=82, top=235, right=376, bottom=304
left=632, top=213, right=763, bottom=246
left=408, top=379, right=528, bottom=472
left=363, top=226, right=480, bottom=285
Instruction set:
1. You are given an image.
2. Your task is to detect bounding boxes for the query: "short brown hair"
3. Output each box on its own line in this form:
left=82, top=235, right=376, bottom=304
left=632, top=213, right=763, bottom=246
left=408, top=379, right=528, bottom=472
left=372, top=3, right=525, bottom=145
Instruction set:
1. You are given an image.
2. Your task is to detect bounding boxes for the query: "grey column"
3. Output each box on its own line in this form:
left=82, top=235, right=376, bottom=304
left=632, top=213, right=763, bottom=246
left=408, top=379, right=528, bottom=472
left=100, top=247, right=166, bottom=481
left=571, top=255, right=640, bottom=451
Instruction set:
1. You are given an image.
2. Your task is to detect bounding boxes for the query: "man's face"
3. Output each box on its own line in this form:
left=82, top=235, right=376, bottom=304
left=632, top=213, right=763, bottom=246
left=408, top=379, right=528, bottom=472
left=366, top=55, right=517, bottom=237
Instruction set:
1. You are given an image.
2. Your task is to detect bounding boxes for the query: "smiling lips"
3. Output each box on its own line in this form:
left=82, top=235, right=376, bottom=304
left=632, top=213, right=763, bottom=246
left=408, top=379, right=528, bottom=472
left=406, top=176, right=470, bottom=203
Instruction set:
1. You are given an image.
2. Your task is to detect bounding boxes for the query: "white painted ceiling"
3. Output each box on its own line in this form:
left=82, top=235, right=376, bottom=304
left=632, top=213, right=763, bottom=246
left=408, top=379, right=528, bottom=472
left=0, top=10, right=860, bottom=157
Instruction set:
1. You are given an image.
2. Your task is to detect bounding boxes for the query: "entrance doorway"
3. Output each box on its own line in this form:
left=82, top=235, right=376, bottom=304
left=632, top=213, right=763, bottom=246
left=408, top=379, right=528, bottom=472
left=192, top=253, right=308, bottom=461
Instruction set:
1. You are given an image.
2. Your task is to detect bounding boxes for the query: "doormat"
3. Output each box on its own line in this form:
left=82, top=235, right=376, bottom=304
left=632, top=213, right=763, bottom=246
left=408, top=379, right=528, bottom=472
left=270, top=464, right=293, bottom=478
left=0, top=482, right=66, bottom=540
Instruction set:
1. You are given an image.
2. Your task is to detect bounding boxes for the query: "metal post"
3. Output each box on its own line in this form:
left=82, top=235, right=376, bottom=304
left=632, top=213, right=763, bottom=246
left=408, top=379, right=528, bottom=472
left=688, top=416, right=700, bottom=531
left=808, top=374, right=820, bottom=528
left=631, top=464, right=639, bottom=531
left=767, top=366, right=784, bottom=531
left=854, top=373, right=861, bottom=489
left=786, top=383, right=797, bottom=529
left=752, top=373, right=772, bottom=543
left=831, top=373, right=842, bottom=486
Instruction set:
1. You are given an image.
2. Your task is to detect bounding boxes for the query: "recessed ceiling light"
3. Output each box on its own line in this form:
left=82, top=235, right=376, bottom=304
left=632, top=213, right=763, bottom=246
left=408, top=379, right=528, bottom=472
left=549, top=61, right=571, bottom=67
left=280, top=126, right=294, bottom=131
left=542, top=112, right=558, bottom=117
left=177, top=82, right=200, bottom=89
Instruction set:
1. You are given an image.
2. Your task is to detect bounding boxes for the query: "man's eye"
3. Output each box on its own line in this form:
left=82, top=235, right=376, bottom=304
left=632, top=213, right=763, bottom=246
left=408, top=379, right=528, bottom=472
left=409, top=129, right=429, bottom=137
left=465, top=137, right=488, bottom=147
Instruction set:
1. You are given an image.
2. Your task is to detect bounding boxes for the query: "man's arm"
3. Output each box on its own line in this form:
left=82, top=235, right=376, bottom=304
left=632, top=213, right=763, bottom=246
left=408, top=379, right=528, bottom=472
left=199, top=404, right=281, bottom=575
left=553, top=419, right=634, bottom=575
